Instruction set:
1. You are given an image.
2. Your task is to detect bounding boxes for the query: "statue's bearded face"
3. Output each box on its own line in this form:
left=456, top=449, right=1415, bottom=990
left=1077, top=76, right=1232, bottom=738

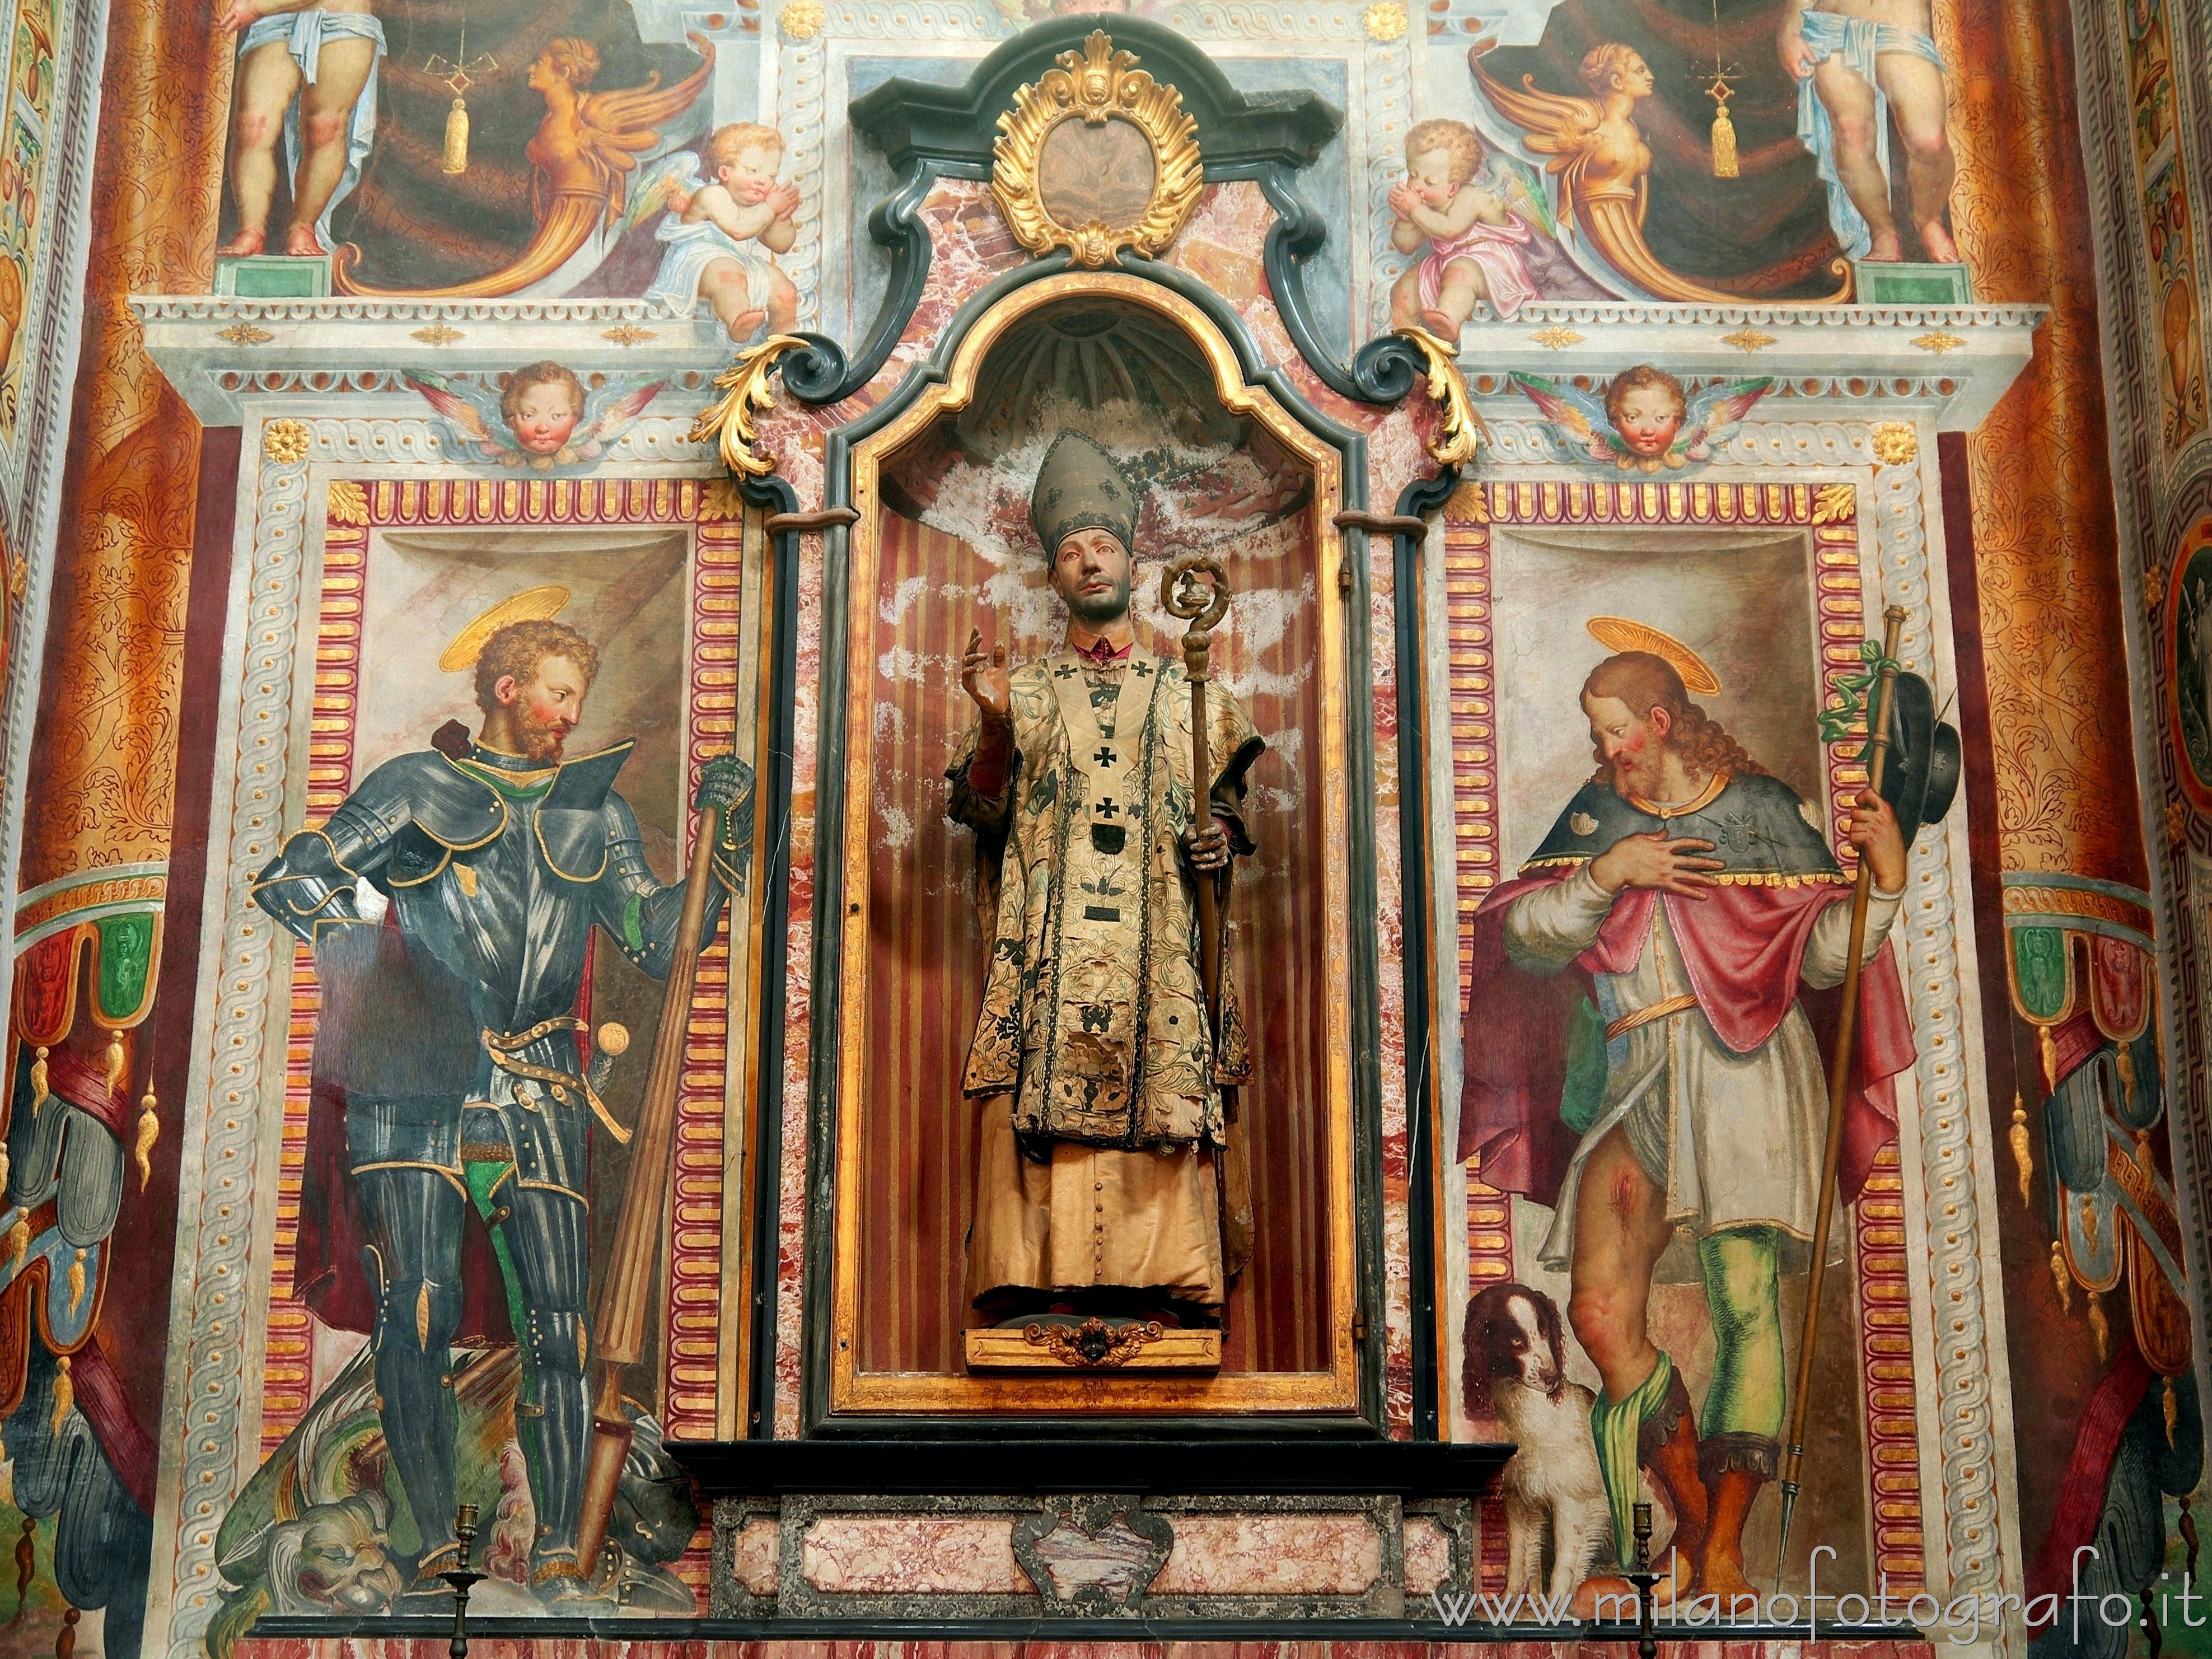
left=1584, top=691, right=1671, bottom=800
left=1049, top=527, right=1133, bottom=627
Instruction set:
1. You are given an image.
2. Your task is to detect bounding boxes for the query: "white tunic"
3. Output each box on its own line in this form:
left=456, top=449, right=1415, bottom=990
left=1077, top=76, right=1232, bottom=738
left=1503, top=864, right=1903, bottom=1281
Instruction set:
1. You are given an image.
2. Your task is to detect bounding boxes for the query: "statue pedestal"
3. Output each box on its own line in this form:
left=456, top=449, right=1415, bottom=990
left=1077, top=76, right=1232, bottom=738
left=964, top=1318, right=1224, bottom=1371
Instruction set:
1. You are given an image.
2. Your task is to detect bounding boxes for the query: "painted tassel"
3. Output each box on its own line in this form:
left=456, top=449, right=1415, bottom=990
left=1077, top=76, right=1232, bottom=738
left=66, top=1250, right=83, bottom=1319
left=1710, top=105, right=1739, bottom=178
left=4, top=1218, right=26, bottom=1272
left=443, top=97, right=470, bottom=174
left=134, top=1086, right=158, bottom=1192
left=2088, top=1289, right=2110, bottom=1363
left=15, top=1516, right=33, bottom=1612
left=48, top=1356, right=69, bottom=1436
left=27, top=1046, right=46, bottom=1109
left=2049, top=1239, right=2073, bottom=1315
left=2010, top=1090, right=2032, bottom=1209
left=102, top=1032, right=124, bottom=1096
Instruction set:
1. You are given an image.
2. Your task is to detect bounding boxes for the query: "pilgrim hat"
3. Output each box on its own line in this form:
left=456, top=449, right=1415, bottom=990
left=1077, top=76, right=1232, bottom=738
left=1877, top=670, right=1961, bottom=847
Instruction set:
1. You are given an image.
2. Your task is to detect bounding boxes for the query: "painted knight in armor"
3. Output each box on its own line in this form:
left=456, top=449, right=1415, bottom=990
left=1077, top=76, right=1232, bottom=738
left=249, top=617, right=751, bottom=1600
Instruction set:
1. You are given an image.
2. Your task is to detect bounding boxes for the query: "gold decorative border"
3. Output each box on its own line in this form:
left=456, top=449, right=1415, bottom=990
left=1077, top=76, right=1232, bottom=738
left=990, top=31, right=1204, bottom=268
left=832, top=270, right=1358, bottom=1416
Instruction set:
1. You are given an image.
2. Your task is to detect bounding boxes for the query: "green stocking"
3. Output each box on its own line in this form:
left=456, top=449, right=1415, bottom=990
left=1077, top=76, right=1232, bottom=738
left=1590, top=1349, right=1674, bottom=1557
left=1697, top=1225, right=1785, bottom=1441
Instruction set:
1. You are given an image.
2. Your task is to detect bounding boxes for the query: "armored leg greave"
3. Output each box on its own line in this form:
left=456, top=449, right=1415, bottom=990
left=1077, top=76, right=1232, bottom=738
left=358, top=1166, right=467, bottom=1568
left=495, top=1185, right=593, bottom=1580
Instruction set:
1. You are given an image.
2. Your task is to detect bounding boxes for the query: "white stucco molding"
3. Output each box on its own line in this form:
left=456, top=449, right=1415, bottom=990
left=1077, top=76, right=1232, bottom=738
left=1455, top=303, right=2046, bottom=432
left=130, top=297, right=735, bottom=427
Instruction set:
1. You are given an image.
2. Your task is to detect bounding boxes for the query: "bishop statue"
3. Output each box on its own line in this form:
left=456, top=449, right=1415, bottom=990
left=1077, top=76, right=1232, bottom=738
left=947, top=431, right=1262, bottom=1350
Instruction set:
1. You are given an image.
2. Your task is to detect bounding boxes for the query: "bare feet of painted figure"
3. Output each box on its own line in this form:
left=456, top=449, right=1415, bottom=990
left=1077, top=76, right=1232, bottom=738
left=217, top=0, right=382, bottom=259
left=1779, top=0, right=1959, bottom=263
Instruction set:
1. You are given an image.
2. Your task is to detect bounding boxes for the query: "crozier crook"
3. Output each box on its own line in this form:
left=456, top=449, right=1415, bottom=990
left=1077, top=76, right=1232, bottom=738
left=1161, top=552, right=1232, bottom=1025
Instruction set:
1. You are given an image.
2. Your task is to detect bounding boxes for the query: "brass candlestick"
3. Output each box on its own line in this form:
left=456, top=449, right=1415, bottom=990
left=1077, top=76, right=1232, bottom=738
left=1625, top=1500, right=1659, bottom=1659
left=439, top=1503, right=485, bottom=1659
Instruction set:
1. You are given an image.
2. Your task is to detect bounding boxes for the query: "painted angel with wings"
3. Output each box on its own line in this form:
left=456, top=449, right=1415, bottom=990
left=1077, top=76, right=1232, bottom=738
left=1512, top=366, right=1773, bottom=472
left=335, top=34, right=714, bottom=298
left=406, top=364, right=666, bottom=471
left=1389, top=118, right=1561, bottom=330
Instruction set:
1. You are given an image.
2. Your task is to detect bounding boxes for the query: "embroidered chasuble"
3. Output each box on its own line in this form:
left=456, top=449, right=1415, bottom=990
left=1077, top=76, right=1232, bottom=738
left=948, top=648, right=1262, bottom=1306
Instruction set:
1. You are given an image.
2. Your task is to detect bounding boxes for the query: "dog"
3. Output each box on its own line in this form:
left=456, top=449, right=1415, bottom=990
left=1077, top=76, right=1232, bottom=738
left=1465, top=1280, right=1656, bottom=1605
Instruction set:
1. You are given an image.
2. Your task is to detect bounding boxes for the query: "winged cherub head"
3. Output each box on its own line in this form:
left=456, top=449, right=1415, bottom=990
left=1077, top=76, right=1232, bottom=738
left=1603, top=365, right=1688, bottom=460
left=501, top=361, right=588, bottom=457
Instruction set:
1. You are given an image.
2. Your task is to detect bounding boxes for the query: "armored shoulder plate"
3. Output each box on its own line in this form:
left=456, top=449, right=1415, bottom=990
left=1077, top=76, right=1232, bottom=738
left=539, top=740, right=638, bottom=882
left=405, top=752, right=509, bottom=849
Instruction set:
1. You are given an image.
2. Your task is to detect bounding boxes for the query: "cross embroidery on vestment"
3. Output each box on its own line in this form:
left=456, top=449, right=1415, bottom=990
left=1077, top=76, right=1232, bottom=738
left=1093, top=747, right=1118, bottom=769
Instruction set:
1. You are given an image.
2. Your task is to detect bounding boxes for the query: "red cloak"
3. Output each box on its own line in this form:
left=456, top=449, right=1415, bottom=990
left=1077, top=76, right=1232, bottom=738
left=1457, top=866, right=1915, bottom=1208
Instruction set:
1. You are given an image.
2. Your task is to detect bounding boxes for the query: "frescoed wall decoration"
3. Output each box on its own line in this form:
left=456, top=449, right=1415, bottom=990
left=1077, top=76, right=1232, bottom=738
left=156, top=428, right=783, bottom=1648
left=1445, top=447, right=1958, bottom=1607
left=0, top=0, right=2201, bottom=1654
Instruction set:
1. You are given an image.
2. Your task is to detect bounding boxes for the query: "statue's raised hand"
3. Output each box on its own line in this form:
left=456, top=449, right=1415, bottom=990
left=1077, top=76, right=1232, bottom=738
left=962, top=626, right=1011, bottom=722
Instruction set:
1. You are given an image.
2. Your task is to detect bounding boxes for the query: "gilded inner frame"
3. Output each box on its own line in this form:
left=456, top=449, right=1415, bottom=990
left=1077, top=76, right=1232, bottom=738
left=826, top=271, right=1363, bottom=1417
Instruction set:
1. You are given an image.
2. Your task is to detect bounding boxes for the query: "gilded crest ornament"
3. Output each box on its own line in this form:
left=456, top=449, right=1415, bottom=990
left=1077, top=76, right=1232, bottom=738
left=990, top=32, right=1203, bottom=268
left=1022, top=1316, right=1167, bottom=1368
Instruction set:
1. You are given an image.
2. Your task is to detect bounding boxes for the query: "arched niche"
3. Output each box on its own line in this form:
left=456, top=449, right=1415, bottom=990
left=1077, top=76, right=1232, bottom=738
left=815, top=269, right=1376, bottom=1423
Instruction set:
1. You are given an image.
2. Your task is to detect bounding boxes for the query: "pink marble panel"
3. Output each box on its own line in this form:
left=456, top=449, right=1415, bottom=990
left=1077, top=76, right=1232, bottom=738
left=733, top=1518, right=780, bottom=1596
left=1404, top=1516, right=1452, bottom=1596
left=799, top=1515, right=1035, bottom=1594
left=1149, top=1511, right=1384, bottom=1596
left=771, top=531, right=825, bottom=1438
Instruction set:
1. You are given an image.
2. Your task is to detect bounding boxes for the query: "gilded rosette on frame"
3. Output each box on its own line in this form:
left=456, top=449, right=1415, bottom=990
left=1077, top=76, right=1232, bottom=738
left=990, top=32, right=1203, bottom=269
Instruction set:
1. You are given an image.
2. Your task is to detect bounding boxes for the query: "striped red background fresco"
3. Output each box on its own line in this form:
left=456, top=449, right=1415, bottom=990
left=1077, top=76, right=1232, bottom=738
left=853, top=509, right=1335, bottom=1377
